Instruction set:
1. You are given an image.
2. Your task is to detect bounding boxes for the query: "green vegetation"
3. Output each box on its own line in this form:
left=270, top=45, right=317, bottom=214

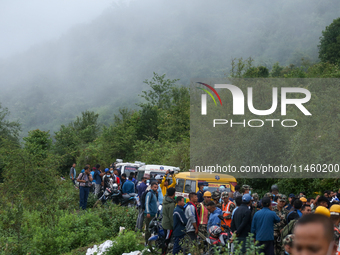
left=0, top=13, right=340, bottom=254
left=318, top=17, right=340, bottom=64
left=104, top=231, right=144, bottom=255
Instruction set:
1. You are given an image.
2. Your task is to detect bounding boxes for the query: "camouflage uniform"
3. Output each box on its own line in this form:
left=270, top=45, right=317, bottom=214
left=212, top=191, right=222, bottom=209
left=242, top=184, right=250, bottom=194
left=273, top=200, right=288, bottom=255
left=282, top=234, right=294, bottom=252
left=334, top=224, right=340, bottom=243
left=197, top=201, right=210, bottom=236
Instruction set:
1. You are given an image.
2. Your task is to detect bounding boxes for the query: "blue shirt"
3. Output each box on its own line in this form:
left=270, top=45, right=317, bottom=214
left=157, top=186, right=163, bottom=205
left=207, top=207, right=223, bottom=230
left=144, top=190, right=158, bottom=216
left=251, top=207, right=281, bottom=241
left=90, top=171, right=96, bottom=184
left=93, top=170, right=102, bottom=184
left=137, top=182, right=147, bottom=198
left=122, top=180, right=135, bottom=194
left=232, top=206, right=238, bottom=219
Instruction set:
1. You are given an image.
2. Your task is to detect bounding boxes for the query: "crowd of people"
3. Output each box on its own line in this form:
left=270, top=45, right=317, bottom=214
left=69, top=164, right=340, bottom=255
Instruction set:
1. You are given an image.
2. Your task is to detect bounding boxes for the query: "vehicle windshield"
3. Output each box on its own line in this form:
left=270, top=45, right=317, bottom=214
left=136, top=170, right=145, bottom=181
left=123, top=166, right=138, bottom=177
left=205, top=183, right=231, bottom=193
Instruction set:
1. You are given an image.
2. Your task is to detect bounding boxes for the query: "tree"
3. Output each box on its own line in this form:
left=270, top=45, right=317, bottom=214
left=139, top=72, right=179, bottom=110
left=0, top=103, right=20, bottom=143
left=318, top=17, right=340, bottom=64
left=73, top=111, right=100, bottom=144
left=23, top=129, right=52, bottom=162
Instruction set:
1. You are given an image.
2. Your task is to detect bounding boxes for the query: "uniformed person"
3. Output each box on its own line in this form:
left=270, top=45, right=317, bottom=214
left=197, top=182, right=207, bottom=203
left=252, top=193, right=261, bottom=210
left=330, top=204, right=340, bottom=246
left=273, top=194, right=288, bottom=255
left=212, top=190, right=222, bottom=209
left=220, top=191, right=235, bottom=228
left=283, top=234, right=294, bottom=255
left=197, top=191, right=211, bottom=236
left=242, top=184, right=250, bottom=194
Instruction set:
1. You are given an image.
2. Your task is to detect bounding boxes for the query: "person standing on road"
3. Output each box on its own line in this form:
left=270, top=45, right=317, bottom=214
left=273, top=194, right=288, bottom=255
left=160, top=170, right=176, bottom=196
left=144, top=182, right=158, bottom=245
left=161, top=187, right=176, bottom=255
left=185, top=192, right=199, bottom=241
left=206, top=201, right=223, bottom=230
left=287, top=199, right=303, bottom=224
left=69, top=163, right=76, bottom=185
left=251, top=196, right=280, bottom=255
left=284, top=194, right=295, bottom=211
left=122, top=175, right=135, bottom=194
left=77, top=166, right=93, bottom=210
left=135, top=176, right=148, bottom=232
left=155, top=175, right=164, bottom=206
left=93, top=164, right=103, bottom=196
left=231, top=194, right=252, bottom=253
left=233, top=185, right=241, bottom=198
left=197, top=191, right=211, bottom=236
left=172, top=196, right=188, bottom=255
left=196, top=182, right=206, bottom=203
left=221, top=191, right=235, bottom=227
left=293, top=213, right=337, bottom=255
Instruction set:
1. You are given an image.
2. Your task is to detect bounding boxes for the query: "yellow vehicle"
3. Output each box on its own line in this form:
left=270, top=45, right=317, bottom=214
left=175, top=172, right=237, bottom=201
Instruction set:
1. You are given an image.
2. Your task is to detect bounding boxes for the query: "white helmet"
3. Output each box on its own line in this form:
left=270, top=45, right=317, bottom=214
left=112, top=183, right=118, bottom=190
left=155, top=175, right=163, bottom=180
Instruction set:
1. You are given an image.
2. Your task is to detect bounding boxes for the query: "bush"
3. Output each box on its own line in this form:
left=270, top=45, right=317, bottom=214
left=0, top=197, right=138, bottom=255
left=104, top=231, right=144, bottom=255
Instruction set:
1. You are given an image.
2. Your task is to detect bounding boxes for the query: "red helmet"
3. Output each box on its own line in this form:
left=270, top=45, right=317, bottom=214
left=208, top=226, right=222, bottom=238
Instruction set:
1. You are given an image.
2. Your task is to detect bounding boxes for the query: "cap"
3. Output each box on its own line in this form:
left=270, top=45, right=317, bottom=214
left=330, top=204, right=340, bottom=215
left=315, top=206, right=330, bottom=217
left=105, top=168, right=109, bottom=172
left=264, top=192, right=273, bottom=198
left=204, top=191, right=212, bottom=197
left=278, top=195, right=286, bottom=202
left=212, top=191, right=221, bottom=199
left=242, top=194, right=252, bottom=203
left=221, top=191, right=229, bottom=198
left=283, top=234, right=294, bottom=246
left=252, top=193, right=259, bottom=199
left=155, top=175, right=163, bottom=180
left=242, top=185, right=250, bottom=190
left=198, top=182, right=208, bottom=187
left=92, top=167, right=96, bottom=170
left=300, top=197, right=307, bottom=203
left=289, top=193, right=295, bottom=198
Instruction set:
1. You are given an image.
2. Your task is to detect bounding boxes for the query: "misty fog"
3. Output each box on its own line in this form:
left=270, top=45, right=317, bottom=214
left=0, top=0, right=339, bottom=136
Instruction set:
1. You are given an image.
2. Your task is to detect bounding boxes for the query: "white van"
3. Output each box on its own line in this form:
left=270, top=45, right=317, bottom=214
left=116, top=162, right=144, bottom=177
left=136, top=164, right=180, bottom=182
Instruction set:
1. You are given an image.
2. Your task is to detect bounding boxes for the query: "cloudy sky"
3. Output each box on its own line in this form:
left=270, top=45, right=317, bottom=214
left=0, top=0, right=114, bottom=58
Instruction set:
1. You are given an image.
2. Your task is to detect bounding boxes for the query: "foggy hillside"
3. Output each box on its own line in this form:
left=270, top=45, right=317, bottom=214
left=0, top=0, right=339, bottom=136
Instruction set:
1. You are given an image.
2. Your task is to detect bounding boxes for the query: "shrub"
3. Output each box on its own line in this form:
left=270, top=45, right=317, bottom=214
left=104, top=231, right=144, bottom=255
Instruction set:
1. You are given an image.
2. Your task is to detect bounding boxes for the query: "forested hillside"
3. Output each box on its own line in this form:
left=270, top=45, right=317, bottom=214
left=1, top=0, right=340, bottom=136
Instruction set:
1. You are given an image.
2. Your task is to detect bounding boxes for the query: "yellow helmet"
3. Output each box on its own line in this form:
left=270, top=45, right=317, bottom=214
left=330, top=205, right=340, bottom=216
left=300, top=197, right=307, bottom=203
left=203, top=191, right=212, bottom=197
left=315, top=206, right=330, bottom=217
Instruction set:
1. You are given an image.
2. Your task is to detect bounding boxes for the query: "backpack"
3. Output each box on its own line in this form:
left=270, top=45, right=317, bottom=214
left=281, top=219, right=296, bottom=240
left=141, top=190, right=152, bottom=210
